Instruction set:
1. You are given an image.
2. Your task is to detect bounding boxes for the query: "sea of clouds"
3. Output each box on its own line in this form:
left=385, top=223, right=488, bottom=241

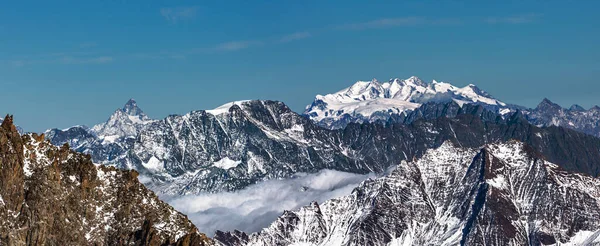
left=165, top=169, right=377, bottom=236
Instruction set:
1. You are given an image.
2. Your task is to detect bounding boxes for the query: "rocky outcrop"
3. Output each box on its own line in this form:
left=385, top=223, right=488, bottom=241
left=0, top=115, right=213, bottom=245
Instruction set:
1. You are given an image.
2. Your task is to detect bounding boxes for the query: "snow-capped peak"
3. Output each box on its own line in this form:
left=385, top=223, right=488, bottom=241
left=205, top=100, right=251, bottom=115
left=304, top=75, right=508, bottom=128
left=404, top=75, right=427, bottom=87
left=91, top=99, right=154, bottom=142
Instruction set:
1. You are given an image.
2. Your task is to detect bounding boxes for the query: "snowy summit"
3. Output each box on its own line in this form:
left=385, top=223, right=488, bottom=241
left=303, top=76, right=507, bottom=128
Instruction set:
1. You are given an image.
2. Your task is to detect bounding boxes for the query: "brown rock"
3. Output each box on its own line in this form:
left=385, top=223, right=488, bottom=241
left=0, top=116, right=213, bottom=246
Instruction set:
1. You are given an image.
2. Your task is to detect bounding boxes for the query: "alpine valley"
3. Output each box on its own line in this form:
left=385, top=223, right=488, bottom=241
left=8, top=75, right=600, bottom=245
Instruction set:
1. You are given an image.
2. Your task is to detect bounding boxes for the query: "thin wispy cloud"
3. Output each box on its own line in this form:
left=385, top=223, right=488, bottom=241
left=60, top=56, right=113, bottom=64
left=338, top=17, right=464, bottom=30
left=11, top=60, right=27, bottom=67
left=485, top=13, right=541, bottom=24
left=213, top=40, right=263, bottom=51
left=79, top=42, right=97, bottom=48
left=278, top=31, right=312, bottom=43
left=6, top=12, right=538, bottom=65
left=5, top=54, right=114, bottom=67
left=340, top=17, right=427, bottom=30
left=161, top=6, right=199, bottom=23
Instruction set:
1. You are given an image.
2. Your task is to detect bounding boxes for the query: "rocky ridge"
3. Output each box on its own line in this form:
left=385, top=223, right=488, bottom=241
left=0, top=115, right=213, bottom=245
left=524, top=98, right=600, bottom=138
left=47, top=100, right=600, bottom=195
left=215, top=141, right=600, bottom=246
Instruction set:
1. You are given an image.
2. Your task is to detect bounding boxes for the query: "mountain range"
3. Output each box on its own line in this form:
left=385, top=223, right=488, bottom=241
left=305, top=77, right=600, bottom=138
left=4, top=75, right=600, bottom=245
left=304, top=76, right=511, bottom=129
left=43, top=76, right=600, bottom=195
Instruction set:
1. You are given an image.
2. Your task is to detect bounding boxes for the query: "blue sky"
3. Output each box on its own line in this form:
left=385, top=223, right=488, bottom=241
left=1, top=1, right=599, bottom=131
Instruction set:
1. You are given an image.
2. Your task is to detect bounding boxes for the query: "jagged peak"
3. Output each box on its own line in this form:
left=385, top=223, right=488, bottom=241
left=345, top=80, right=383, bottom=96
left=122, top=98, right=145, bottom=116
left=536, top=98, right=562, bottom=111
left=1, top=114, right=13, bottom=129
left=405, top=76, right=427, bottom=86
left=569, top=104, right=586, bottom=111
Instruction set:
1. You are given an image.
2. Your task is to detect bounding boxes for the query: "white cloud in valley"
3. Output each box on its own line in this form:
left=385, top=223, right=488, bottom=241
left=165, top=169, right=377, bottom=236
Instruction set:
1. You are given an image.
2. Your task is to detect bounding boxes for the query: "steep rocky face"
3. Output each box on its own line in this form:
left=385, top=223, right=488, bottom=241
left=123, top=100, right=350, bottom=194
left=48, top=100, right=600, bottom=195
left=216, top=141, right=600, bottom=246
left=0, top=115, right=213, bottom=245
left=524, top=98, right=600, bottom=138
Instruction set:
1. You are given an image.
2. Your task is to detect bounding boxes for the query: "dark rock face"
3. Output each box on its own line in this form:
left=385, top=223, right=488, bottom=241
left=216, top=141, right=600, bottom=246
left=47, top=100, right=600, bottom=195
left=0, top=115, right=213, bottom=246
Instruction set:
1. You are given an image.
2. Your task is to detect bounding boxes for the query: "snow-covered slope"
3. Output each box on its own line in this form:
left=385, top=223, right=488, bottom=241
left=304, top=76, right=508, bottom=128
left=216, top=141, right=600, bottom=246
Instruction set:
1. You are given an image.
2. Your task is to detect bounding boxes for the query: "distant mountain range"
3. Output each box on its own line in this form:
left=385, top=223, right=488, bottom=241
left=44, top=95, right=600, bottom=195
left=304, top=76, right=511, bottom=129
left=304, top=76, right=600, bottom=137
left=42, top=76, right=600, bottom=196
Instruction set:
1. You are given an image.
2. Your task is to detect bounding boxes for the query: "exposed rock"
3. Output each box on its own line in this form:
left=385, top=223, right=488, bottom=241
left=47, top=100, right=600, bottom=195
left=0, top=115, right=213, bottom=246
left=217, top=141, right=600, bottom=246
left=524, top=98, right=600, bottom=138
